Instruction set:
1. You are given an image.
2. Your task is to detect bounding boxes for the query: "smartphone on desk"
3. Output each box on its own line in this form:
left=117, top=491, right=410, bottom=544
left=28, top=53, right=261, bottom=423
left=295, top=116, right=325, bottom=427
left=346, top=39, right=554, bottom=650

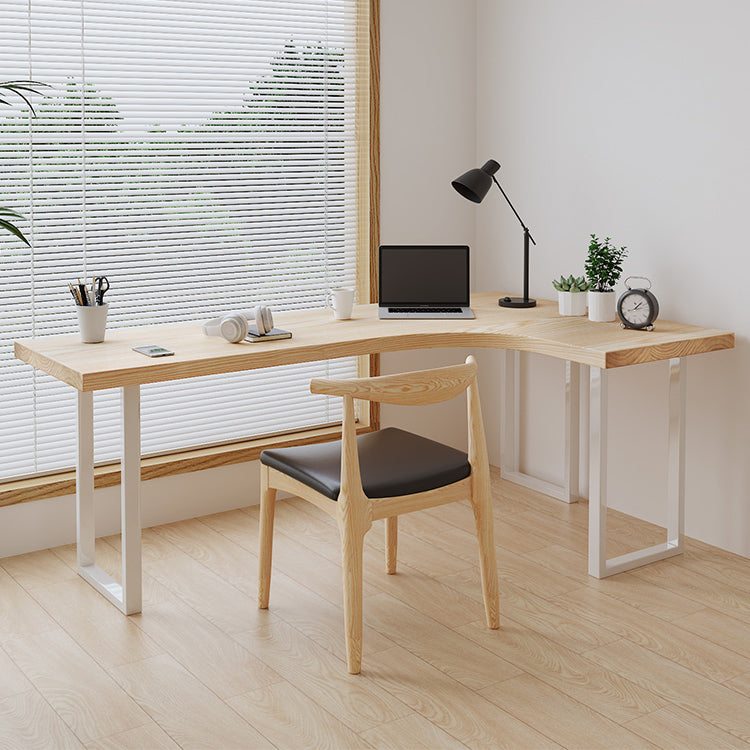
left=132, top=345, right=174, bottom=357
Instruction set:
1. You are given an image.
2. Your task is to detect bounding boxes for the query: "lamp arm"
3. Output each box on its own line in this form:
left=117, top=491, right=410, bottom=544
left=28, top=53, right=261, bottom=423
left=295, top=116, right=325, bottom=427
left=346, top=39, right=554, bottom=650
left=492, top=176, right=536, bottom=246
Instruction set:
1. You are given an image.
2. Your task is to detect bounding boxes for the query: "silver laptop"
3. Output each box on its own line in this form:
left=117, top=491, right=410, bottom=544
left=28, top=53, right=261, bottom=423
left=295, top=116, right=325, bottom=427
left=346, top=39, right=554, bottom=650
left=378, top=245, right=475, bottom=319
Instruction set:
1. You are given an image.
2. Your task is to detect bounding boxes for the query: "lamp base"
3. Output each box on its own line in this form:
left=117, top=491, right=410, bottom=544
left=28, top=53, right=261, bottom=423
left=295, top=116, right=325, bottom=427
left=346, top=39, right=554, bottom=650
left=498, top=296, right=537, bottom=308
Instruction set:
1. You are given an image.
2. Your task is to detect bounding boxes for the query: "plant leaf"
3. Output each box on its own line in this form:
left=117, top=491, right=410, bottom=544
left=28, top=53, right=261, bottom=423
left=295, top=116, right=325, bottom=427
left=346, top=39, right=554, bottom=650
left=0, top=218, right=31, bottom=245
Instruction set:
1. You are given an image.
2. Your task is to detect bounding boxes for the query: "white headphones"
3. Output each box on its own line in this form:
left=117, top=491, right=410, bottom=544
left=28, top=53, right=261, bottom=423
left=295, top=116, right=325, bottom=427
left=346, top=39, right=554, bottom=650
left=202, top=306, right=274, bottom=343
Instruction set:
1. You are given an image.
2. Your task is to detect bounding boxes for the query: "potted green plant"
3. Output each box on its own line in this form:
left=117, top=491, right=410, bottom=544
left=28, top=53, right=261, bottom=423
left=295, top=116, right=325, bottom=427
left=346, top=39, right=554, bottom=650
left=552, top=274, right=590, bottom=316
left=584, top=234, right=628, bottom=322
left=0, top=80, right=48, bottom=246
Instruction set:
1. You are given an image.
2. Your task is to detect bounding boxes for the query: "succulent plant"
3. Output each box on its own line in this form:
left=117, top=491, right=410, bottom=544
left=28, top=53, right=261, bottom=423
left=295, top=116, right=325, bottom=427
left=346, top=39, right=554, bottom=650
left=552, top=274, right=590, bottom=293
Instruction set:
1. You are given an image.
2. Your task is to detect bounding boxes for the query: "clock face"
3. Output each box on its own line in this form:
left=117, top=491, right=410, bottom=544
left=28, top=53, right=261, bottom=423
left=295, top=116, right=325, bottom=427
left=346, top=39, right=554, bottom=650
left=618, top=289, right=658, bottom=329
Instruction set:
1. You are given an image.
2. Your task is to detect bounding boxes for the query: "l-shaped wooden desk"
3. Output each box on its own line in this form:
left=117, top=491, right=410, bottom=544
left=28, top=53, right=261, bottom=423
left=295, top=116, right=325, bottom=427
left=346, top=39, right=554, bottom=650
left=14, top=292, right=734, bottom=614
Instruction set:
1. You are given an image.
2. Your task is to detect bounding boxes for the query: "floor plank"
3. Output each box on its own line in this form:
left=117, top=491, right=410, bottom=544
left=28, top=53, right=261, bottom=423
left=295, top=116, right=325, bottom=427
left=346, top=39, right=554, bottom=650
left=585, top=638, right=750, bottom=743
left=479, top=673, right=656, bottom=749
left=231, top=619, right=412, bottom=734
left=109, top=653, right=273, bottom=749
left=365, top=646, right=562, bottom=750
left=228, top=680, right=372, bottom=750
left=0, top=689, right=85, bottom=749
left=623, top=704, right=750, bottom=750
left=3, top=627, right=149, bottom=743
left=359, top=713, right=471, bottom=749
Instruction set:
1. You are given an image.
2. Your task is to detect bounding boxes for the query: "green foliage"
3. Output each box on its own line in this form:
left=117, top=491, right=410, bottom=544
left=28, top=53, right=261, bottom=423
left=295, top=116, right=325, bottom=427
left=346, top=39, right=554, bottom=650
left=584, top=234, right=628, bottom=292
left=552, top=274, right=590, bottom=292
left=1, top=80, right=49, bottom=245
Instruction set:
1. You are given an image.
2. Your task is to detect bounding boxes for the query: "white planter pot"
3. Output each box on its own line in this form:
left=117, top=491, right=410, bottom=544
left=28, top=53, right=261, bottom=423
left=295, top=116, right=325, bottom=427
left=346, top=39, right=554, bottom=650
left=558, top=291, right=588, bottom=316
left=588, top=290, right=616, bottom=322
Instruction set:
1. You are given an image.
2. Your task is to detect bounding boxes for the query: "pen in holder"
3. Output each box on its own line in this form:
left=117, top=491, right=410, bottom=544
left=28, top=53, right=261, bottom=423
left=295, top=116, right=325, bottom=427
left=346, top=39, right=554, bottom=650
left=70, top=276, right=110, bottom=343
left=76, top=303, right=109, bottom=343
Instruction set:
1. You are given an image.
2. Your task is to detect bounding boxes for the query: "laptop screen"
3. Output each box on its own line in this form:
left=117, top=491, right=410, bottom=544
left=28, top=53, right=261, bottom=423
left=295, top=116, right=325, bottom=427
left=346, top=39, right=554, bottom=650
left=379, top=245, right=470, bottom=306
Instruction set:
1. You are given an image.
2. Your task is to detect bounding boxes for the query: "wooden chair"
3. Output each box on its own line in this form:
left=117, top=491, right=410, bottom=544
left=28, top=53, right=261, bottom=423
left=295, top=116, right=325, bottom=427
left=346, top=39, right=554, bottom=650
left=257, top=355, right=499, bottom=674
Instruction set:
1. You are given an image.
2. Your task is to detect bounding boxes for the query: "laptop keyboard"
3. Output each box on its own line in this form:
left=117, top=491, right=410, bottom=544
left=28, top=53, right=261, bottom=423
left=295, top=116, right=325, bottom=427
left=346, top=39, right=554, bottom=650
left=388, top=307, right=463, bottom=313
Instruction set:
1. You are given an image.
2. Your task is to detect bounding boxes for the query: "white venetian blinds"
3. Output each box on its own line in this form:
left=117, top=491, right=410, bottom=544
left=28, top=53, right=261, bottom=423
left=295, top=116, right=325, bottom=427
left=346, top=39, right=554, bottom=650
left=0, top=0, right=369, bottom=480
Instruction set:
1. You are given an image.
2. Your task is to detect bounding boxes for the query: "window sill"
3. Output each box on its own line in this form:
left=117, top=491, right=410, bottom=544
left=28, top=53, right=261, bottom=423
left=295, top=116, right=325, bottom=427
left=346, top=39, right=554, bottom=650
left=0, top=423, right=375, bottom=508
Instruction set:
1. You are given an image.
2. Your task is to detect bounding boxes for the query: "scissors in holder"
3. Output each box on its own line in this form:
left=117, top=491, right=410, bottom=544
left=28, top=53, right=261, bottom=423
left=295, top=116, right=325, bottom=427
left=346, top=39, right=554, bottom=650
left=93, top=276, right=110, bottom=305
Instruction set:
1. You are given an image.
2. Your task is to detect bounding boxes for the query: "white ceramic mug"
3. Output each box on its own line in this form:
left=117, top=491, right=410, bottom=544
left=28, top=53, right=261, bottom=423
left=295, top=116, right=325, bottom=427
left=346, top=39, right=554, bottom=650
left=326, top=288, right=354, bottom=320
left=76, top=303, right=109, bottom=343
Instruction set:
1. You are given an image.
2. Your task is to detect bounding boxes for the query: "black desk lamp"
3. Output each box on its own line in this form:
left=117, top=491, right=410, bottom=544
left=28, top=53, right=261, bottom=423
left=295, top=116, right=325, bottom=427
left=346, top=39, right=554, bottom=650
left=452, top=159, right=536, bottom=308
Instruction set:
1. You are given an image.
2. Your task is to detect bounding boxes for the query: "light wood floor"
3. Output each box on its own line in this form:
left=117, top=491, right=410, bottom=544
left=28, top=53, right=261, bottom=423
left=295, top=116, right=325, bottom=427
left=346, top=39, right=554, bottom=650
left=3, top=469, right=750, bottom=749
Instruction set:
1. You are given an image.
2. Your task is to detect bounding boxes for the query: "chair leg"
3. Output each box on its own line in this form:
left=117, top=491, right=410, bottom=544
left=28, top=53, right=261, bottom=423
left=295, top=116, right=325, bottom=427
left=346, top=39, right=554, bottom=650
left=385, top=516, right=398, bottom=574
left=469, top=474, right=500, bottom=629
left=340, top=522, right=366, bottom=674
left=258, top=466, right=276, bottom=609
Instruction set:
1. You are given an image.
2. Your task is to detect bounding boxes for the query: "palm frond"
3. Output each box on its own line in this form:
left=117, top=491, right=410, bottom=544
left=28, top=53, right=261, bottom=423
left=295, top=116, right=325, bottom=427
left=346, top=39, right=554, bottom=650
left=0, top=218, right=31, bottom=246
left=0, top=80, right=51, bottom=115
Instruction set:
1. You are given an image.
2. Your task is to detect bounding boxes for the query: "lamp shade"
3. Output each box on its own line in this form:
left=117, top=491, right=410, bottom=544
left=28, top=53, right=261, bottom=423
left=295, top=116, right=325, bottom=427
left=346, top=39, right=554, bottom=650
left=451, top=159, right=500, bottom=203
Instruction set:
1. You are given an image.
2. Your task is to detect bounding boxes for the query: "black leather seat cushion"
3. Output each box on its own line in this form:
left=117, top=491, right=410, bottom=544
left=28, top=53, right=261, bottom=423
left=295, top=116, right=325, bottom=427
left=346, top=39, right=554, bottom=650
left=261, top=427, right=471, bottom=501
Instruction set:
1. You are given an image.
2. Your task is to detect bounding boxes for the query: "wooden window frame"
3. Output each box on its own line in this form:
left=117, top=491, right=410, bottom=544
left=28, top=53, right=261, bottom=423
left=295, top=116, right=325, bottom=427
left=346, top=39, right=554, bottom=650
left=0, top=0, right=381, bottom=508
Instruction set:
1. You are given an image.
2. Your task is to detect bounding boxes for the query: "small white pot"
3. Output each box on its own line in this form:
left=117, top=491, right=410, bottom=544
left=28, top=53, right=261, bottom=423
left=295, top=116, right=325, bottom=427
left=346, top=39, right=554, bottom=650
left=558, top=291, right=588, bottom=316
left=587, top=290, right=616, bottom=322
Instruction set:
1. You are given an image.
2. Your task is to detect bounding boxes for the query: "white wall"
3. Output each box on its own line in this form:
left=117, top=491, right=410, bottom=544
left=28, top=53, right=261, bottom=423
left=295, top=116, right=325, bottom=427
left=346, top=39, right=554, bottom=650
left=475, top=0, right=749, bottom=555
left=379, top=0, right=478, bottom=447
left=0, top=0, right=480, bottom=557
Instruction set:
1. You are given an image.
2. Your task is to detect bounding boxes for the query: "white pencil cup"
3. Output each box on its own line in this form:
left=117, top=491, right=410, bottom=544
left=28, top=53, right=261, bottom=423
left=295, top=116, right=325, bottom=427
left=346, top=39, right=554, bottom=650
left=326, top=288, right=355, bottom=320
left=77, top=304, right=109, bottom=343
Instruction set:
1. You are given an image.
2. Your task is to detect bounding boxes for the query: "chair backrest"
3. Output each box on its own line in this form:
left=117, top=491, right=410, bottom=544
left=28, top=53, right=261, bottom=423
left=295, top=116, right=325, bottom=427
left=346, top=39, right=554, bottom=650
left=310, top=360, right=477, bottom=406
left=311, top=355, right=489, bottom=510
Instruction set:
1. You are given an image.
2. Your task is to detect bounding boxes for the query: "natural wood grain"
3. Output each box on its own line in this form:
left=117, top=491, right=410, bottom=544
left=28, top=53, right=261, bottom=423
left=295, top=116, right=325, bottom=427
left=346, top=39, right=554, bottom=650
left=28, top=577, right=161, bottom=670
left=479, top=673, right=655, bottom=749
left=0, top=646, right=33, bottom=700
left=3, top=628, right=148, bottom=743
left=151, top=515, right=394, bottom=661
left=228, top=681, right=372, bottom=750
left=310, top=360, right=478, bottom=404
left=556, top=586, right=750, bottom=682
left=2, top=548, right=79, bottom=589
left=364, top=646, right=562, bottom=750
left=585, top=638, right=750, bottom=742
left=261, top=356, right=498, bottom=672
left=131, top=589, right=282, bottom=700
left=457, top=620, right=666, bottom=724
left=109, top=654, right=273, bottom=750
left=631, top=559, right=750, bottom=624
left=674, top=607, right=750, bottom=660
left=0, top=567, right=59, bottom=641
left=359, top=714, right=470, bottom=750
left=231, top=620, right=412, bottom=733
left=14, top=294, right=735, bottom=393
left=623, top=705, right=750, bottom=750
left=363, top=592, right=521, bottom=690
left=0, top=689, right=85, bottom=750
left=5, top=476, right=750, bottom=749
left=84, top=722, right=180, bottom=750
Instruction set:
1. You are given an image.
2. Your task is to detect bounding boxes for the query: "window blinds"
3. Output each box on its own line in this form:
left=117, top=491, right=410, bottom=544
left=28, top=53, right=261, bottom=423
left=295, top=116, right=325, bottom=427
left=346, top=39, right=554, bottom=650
left=0, top=0, right=368, bottom=481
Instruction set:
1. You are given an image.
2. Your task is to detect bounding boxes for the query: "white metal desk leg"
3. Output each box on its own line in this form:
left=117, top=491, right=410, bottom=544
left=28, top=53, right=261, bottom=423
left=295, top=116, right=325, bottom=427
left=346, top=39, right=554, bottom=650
left=589, top=359, right=685, bottom=578
left=667, top=357, right=686, bottom=551
left=501, top=350, right=580, bottom=503
left=499, top=350, right=520, bottom=476
left=588, top=366, right=608, bottom=577
left=121, top=384, right=142, bottom=615
left=564, top=361, right=580, bottom=503
left=76, top=391, right=95, bottom=568
left=76, top=386, right=142, bottom=614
